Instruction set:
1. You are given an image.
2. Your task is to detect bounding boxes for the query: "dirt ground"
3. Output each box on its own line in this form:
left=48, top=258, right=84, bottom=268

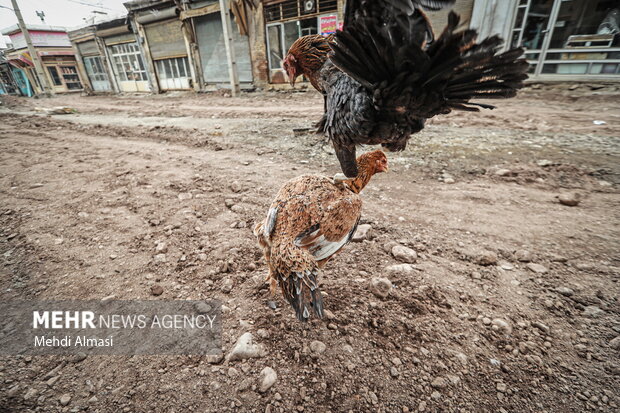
left=0, top=83, right=619, bottom=413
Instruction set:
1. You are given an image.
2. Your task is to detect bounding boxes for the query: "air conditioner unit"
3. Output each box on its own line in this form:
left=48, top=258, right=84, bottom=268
left=302, top=0, right=316, bottom=14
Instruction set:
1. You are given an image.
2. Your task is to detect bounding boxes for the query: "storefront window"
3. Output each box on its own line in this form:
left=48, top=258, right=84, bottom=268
left=511, top=0, right=554, bottom=50
left=549, top=0, right=619, bottom=49
left=47, top=66, right=62, bottom=86
left=267, top=24, right=283, bottom=70
left=109, top=43, right=148, bottom=82
left=511, top=0, right=620, bottom=77
left=265, top=0, right=338, bottom=79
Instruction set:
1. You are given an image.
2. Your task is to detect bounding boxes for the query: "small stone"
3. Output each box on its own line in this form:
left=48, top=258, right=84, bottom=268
left=154, top=253, right=167, bottom=263
left=431, top=377, right=447, bottom=389
left=390, top=366, right=399, bottom=377
left=514, top=250, right=532, bottom=262
left=150, top=284, right=164, bottom=296
left=558, top=192, right=581, bottom=206
left=555, top=286, right=574, bottom=296
left=206, top=353, right=223, bottom=364
left=482, top=317, right=492, bottom=325
left=230, top=181, right=242, bottom=193
left=221, top=277, right=233, bottom=294
left=392, top=245, right=417, bottom=263
left=227, top=332, right=264, bottom=361
left=499, top=261, right=514, bottom=270
left=537, top=159, right=553, bottom=167
left=492, top=319, right=512, bottom=334
left=495, top=169, right=513, bottom=177
left=155, top=242, right=167, bottom=253
left=431, top=391, right=441, bottom=400
left=259, top=367, right=277, bottom=393
left=531, top=321, right=549, bottom=334
left=526, top=263, right=548, bottom=274
left=228, top=367, right=239, bottom=377
left=59, top=394, right=71, bottom=406
left=475, top=251, right=498, bottom=266
left=369, top=277, right=392, bottom=299
left=583, top=306, right=604, bottom=317
left=23, top=388, right=37, bottom=401
left=496, top=383, right=507, bottom=392
left=610, top=336, right=620, bottom=350
left=443, top=177, right=455, bottom=184
left=88, top=396, right=98, bottom=404
left=418, top=401, right=427, bottom=412
left=46, top=376, right=60, bottom=386
left=309, top=340, right=326, bottom=355
left=352, top=224, right=372, bottom=242
left=7, top=385, right=19, bottom=397
left=73, top=352, right=87, bottom=362
left=385, top=263, right=416, bottom=275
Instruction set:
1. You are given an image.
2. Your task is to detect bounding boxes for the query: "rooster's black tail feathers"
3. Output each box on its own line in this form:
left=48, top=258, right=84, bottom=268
left=331, top=5, right=529, bottom=119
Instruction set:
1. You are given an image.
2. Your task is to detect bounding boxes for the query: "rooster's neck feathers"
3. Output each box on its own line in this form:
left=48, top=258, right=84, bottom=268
left=287, top=34, right=334, bottom=89
left=346, top=150, right=384, bottom=194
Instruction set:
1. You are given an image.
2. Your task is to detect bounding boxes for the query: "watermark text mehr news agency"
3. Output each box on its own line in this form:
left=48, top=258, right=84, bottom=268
left=31, top=311, right=218, bottom=348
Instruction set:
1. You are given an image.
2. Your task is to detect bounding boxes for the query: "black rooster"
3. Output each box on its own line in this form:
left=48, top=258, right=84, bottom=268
left=283, top=0, right=529, bottom=177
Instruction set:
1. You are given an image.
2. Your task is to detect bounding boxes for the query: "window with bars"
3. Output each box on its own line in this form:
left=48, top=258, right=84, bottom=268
left=84, top=56, right=109, bottom=83
left=265, top=0, right=338, bottom=23
left=109, top=43, right=148, bottom=82
left=155, top=57, right=189, bottom=80
left=155, top=57, right=191, bottom=90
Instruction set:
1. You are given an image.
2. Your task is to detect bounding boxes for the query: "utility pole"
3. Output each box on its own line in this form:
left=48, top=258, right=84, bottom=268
left=218, top=0, right=240, bottom=97
left=10, top=0, right=53, bottom=96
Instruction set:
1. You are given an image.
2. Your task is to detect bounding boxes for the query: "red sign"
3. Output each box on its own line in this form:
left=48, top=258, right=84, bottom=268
left=320, top=15, right=338, bottom=36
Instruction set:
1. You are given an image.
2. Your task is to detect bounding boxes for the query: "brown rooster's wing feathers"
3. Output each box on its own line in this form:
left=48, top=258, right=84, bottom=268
left=294, top=197, right=361, bottom=265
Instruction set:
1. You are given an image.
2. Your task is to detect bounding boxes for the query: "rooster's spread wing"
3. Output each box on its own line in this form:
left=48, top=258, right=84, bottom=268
left=323, top=1, right=528, bottom=176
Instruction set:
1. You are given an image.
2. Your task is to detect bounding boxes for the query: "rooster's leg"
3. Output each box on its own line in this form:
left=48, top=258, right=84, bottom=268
left=334, top=144, right=358, bottom=178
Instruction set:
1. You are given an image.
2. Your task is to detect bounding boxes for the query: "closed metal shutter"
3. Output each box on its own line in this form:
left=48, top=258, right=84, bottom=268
left=426, top=0, right=474, bottom=37
left=103, top=32, right=136, bottom=46
left=195, top=13, right=253, bottom=83
left=77, top=40, right=99, bottom=57
left=144, top=19, right=188, bottom=59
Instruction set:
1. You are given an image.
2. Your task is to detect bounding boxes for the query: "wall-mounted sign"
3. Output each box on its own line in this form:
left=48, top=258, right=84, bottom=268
left=9, top=31, right=71, bottom=50
left=319, top=15, right=338, bottom=36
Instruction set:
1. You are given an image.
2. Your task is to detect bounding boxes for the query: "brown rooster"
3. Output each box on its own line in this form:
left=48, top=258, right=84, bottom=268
left=254, top=150, right=388, bottom=321
left=283, top=0, right=529, bottom=178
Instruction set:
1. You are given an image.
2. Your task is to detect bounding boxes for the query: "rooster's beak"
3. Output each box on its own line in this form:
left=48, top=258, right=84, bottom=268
left=289, top=76, right=296, bottom=88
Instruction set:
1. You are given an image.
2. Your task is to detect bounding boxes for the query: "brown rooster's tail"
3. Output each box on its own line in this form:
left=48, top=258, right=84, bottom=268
left=278, top=267, right=324, bottom=322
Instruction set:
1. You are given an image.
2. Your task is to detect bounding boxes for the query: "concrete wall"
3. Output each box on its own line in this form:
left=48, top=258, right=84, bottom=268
left=470, top=0, right=517, bottom=50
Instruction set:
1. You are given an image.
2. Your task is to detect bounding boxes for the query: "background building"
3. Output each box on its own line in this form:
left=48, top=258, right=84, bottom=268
left=472, top=0, right=620, bottom=81
left=69, top=17, right=150, bottom=93
left=0, top=49, right=20, bottom=95
left=56, top=0, right=619, bottom=97
left=1, top=24, right=83, bottom=94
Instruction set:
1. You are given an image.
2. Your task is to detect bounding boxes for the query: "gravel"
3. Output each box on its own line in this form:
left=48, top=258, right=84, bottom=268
left=352, top=224, right=372, bottom=242
left=227, top=332, right=265, bottom=361
left=392, top=245, right=418, bottom=263
left=558, top=192, right=581, bottom=206
left=369, top=277, right=392, bottom=299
